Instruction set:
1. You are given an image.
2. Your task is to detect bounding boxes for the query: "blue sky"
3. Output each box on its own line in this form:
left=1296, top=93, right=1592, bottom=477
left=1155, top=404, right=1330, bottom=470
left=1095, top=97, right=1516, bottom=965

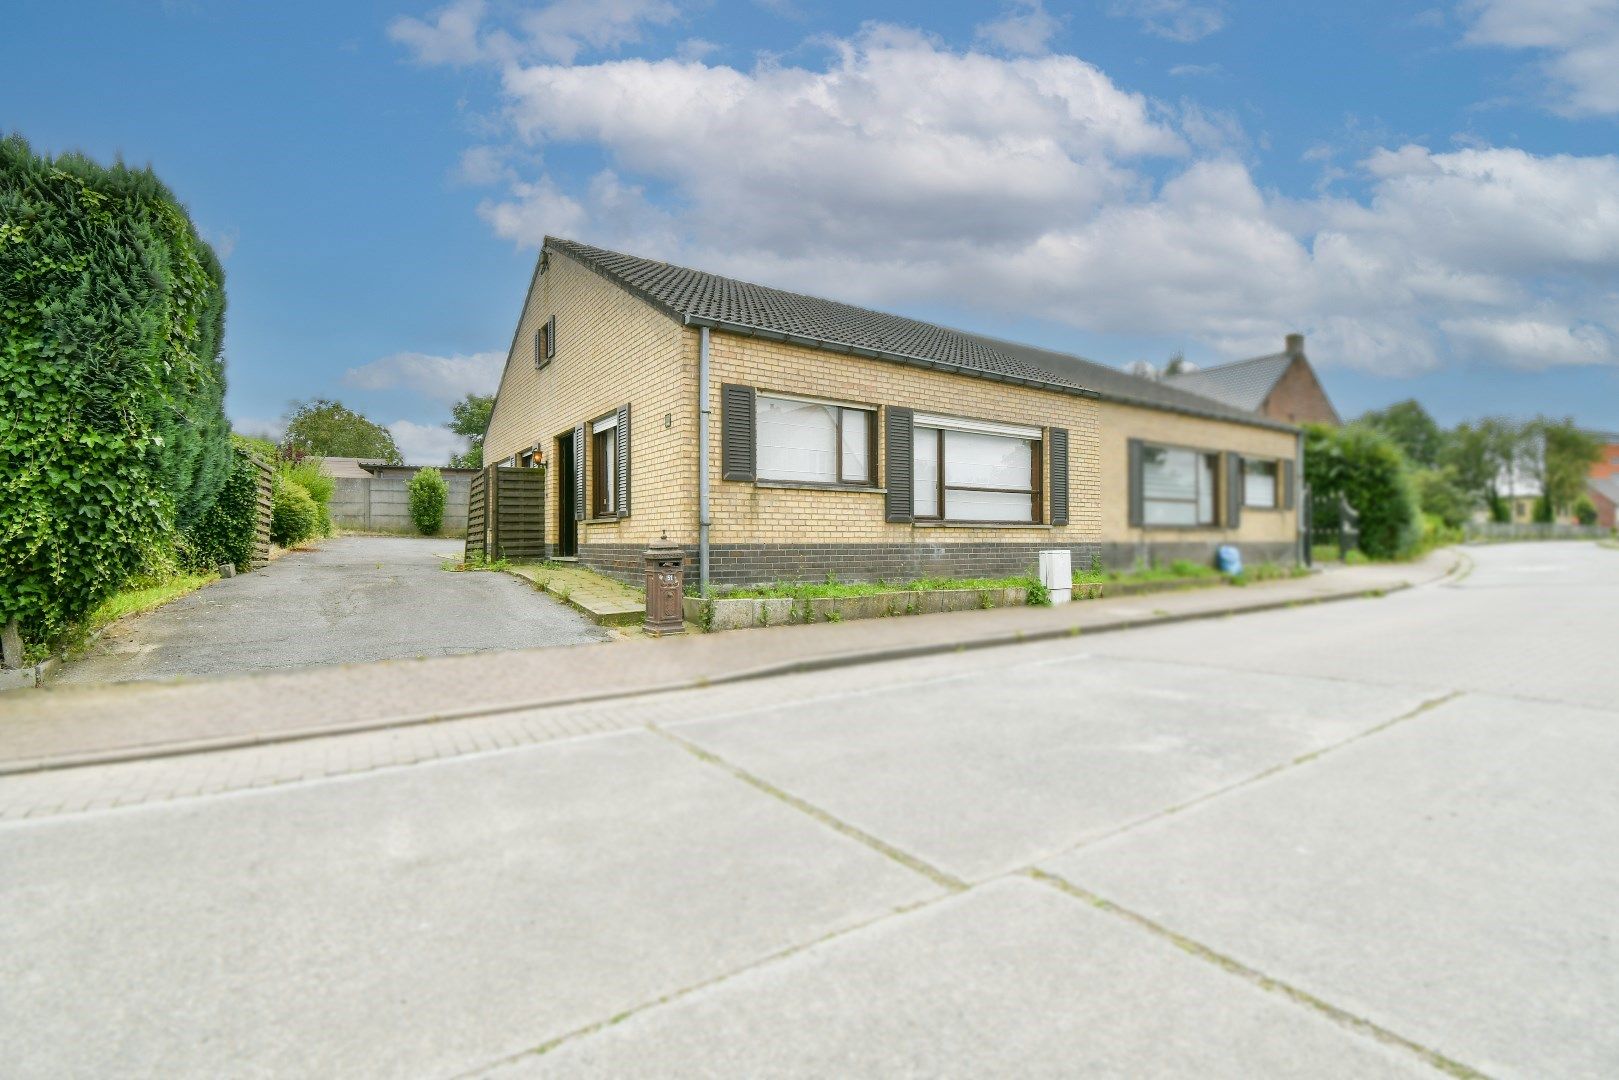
left=7, top=0, right=1618, bottom=461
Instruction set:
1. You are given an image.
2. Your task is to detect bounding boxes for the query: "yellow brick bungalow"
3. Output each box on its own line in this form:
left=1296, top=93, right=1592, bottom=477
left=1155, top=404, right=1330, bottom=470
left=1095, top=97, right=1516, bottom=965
left=484, top=238, right=1303, bottom=588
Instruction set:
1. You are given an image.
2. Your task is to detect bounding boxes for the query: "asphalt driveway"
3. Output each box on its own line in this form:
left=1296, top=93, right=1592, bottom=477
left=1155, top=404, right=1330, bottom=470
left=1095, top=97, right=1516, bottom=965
left=56, top=536, right=609, bottom=685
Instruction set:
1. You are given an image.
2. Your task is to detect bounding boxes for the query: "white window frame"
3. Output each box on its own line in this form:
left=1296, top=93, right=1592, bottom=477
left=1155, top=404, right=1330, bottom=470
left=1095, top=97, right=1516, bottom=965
left=1243, top=456, right=1280, bottom=509
left=754, top=392, right=877, bottom=488
left=1140, top=443, right=1219, bottom=527
left=912, top=414, right=1042, bottom=524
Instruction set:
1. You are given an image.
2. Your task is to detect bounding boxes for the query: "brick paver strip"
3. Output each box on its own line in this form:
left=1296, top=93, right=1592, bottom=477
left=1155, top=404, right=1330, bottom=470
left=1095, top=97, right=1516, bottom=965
left=0, top=552, right=1459, bottom=773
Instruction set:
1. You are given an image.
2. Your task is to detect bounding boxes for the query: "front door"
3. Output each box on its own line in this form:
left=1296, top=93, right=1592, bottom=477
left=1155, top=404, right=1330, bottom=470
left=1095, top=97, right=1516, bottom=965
left=556, top=433, right=578, bottom=557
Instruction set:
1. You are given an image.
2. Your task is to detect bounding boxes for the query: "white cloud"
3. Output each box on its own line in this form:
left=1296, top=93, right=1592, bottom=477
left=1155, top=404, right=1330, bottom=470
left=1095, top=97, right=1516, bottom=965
left=1169, top=62, right=1222, bottom=77
left=1439, top=317, right=1613, bottom=370
left=676, top=37, right=719, bottom=61
left=1463, top=0, right=1619, bottom=116
left=405, top=17, right=1619, bottom=378
left=1109, top=0, right=1226, bottom=43
left=388, top=420, right=469, bottom=466
left=389, top=0, right=487, bottom=66
left=344, top=350, right=505, bottom=403
left=454, top=145, right=511, bottom=186
left=521, top=0, right=680, bottom=64
left=975, top=1, right=1061, bottom=56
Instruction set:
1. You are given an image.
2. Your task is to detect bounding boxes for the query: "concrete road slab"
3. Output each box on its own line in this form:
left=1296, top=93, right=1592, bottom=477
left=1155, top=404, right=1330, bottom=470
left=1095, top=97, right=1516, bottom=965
left=0, top=731, right=938, bottom=1079
left=1086, top=541, right=1619, bottom=711
left=514, top=878, right=1436, bottom=1079
left=1044, top=693, right=1619, bottom=1079
left=671, top=653, right=1436, bottom=880
left=56, top=536, right=608, bottom=685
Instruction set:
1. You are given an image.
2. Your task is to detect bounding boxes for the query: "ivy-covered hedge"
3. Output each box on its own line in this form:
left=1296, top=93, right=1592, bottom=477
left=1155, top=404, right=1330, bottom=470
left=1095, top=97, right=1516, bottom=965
left=0, top=135, right=229, bottom=643
left=184, top=442, right=265, bottom=571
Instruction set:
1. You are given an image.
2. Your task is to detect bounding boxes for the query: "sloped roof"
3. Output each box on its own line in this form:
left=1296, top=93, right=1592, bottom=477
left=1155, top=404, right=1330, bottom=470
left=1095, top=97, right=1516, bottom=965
left=545, top=238, right=1095, bottom=399
left=1589, top=474, right=1619, bottom=504
left=960, top=333, right=1297, bottom=432
left=1163, top=352, right=1296, bottom=413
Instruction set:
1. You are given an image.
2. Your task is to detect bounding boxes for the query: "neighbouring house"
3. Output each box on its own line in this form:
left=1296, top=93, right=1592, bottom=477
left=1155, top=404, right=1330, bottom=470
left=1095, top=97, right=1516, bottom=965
left=1587, top=475, right=1618, bottom=529
left=1164, top=335, right=1341, bottom=427
left=1591, top=432, right=1619, bottom=482
left=482, top=238, right=1303, bottom=589
left=319, top=457, right=477, bottom=535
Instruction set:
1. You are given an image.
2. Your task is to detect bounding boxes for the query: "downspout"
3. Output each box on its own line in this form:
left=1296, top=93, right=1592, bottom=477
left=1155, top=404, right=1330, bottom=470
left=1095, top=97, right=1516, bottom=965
left=1297, top=428, right=1308, bottom=567
left=698, top=325, right=712, bottom=591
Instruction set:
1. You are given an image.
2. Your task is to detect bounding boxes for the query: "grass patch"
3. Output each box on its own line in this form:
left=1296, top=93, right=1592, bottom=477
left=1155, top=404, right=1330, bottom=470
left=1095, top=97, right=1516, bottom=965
left=1073, top=557, right=1220, bottom=585
left=443, top=553, right=511, bottom=572
left=47, top=572, right=218, bottom=660
left=710, top=573, right=1038, bottom=601
left=1229, top=561, right=1310, bottom=586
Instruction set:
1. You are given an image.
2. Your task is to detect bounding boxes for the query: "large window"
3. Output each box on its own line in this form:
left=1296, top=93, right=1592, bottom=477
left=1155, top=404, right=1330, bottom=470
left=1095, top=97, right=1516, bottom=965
left=591, top=414, right=617, bottom=517
left=756, top=394, right=875, bottom=486
left=1243, top=457, right=1279, bottom=508
left=1142, top=445, right=1218, bottom=526
left=913, top=417, right=1041, bottom=523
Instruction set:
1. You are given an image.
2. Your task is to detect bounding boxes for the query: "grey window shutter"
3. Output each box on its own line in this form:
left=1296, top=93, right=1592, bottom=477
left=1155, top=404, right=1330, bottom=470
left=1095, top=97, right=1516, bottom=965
left=546, top=315, right=556, bottom=359
left=1127, top=439, right=1144, bottom=527
left=1282, top=459, right=1296, bottom=510
left=720, top=384, right=755, bottom=481
left=1226, top=453, right=1243, bottom=528
left=1049, top=427, right=1069, bottom=526
left=885, top=407, right=913, bottom=522
left=616, top=403, right=630, bottom=517
left=534, top=327, right=543, bottom=369
left=572, top=424, right=585, bottom=521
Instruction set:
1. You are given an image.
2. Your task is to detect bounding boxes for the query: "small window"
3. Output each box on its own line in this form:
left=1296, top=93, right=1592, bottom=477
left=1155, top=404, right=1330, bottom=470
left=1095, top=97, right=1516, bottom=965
left=912, top=423, right=1040, bottom=524
left=755, top=394, right=876, bottom=486
left=535, top=316, right=556, bottom=369
left=1142, top=445, right=1218, bottom=526
left=591, top=417, right=617, bottom=517
left=1244, top=458, right=1279, bottom=508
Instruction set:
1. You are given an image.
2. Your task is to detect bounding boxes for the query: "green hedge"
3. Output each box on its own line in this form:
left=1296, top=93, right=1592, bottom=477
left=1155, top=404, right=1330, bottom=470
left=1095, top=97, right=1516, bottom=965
left=1, top=135, right=229, bottom=643
left=270, top=476, right=319, bottom=547
left=184, top=443, right=264, bottom=571
left=1305, top=423, right=1421, bottom=559
left=409, top=467, right=447, bottom=535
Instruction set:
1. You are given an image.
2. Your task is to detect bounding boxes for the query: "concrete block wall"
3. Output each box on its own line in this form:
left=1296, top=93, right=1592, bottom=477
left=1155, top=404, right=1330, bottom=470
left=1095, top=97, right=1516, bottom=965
left=327, top=468, right=473, bottom=536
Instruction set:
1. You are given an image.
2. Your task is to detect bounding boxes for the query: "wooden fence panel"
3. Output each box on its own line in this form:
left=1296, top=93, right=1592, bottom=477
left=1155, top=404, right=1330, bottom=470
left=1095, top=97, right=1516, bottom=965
left=465, top=469, right=487, bottom=562
left=247, top=453, right=273, bottom=570
left=492, top=466, right=546, bottom=560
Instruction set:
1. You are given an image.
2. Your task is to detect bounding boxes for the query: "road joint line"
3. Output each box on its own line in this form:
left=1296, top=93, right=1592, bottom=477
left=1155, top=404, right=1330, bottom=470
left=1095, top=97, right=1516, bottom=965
left=1025, top=868, right=1489, bottom=1079
left=649, top=724, right=968, bottom=893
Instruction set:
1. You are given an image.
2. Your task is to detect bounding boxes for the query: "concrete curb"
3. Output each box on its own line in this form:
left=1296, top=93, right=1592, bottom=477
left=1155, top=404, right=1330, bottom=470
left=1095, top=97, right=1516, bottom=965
left=0, top=553, right=1460, bottom=777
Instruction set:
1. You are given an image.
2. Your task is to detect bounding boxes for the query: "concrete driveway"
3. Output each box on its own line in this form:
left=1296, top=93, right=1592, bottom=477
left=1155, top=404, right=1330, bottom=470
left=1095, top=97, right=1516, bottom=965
left=56, top=536, right=609, bottom=684
left=3, top=541, right=1615, bottom=1077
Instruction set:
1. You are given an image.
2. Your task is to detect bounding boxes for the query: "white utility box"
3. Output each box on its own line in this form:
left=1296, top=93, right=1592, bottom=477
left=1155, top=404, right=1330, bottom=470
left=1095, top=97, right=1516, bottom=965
left=1038, top=549, right=1072, bottom=605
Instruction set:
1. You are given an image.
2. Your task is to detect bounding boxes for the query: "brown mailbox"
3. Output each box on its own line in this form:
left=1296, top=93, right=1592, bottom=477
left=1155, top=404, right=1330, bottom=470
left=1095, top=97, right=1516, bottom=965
left=643, top=536, right=686, bottom=636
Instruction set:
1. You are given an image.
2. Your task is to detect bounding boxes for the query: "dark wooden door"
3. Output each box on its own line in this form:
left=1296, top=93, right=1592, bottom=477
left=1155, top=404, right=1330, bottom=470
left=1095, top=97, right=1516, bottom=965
left=556, top=434, right=578, bottom=557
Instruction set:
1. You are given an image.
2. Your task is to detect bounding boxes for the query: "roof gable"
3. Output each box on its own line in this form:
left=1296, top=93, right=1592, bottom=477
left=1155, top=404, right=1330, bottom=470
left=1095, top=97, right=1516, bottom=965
left=1163, top=352, right=1296, bottom=413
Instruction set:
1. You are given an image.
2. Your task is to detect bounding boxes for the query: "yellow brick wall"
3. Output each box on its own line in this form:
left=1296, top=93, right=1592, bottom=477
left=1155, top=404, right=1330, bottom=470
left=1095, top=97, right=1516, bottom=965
left=1098, top=400, right=1299, bottom=545
left=485, top=251, right=695, bottom=548
left=705, top=331, right=1103, bottom=545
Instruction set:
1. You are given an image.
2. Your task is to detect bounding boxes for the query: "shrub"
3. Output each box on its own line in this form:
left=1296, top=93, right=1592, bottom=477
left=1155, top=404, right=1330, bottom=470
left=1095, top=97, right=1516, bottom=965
left=185, top=443, right=265, bottom=570
left=1532, top=495, right=1554, bottom=524
left=1305, top=423, right=1421, bottom=559
left=409, top=467, right=448, bottom=535
left=279, top=458, right=335, bottom=536
left=1, top=135, right=229, bottom=645
left=270, top=476, right=319, bottom=547
left=1574, top=496, right=1598, bottom=526
left=1412, top=467, right=1473, bottom=529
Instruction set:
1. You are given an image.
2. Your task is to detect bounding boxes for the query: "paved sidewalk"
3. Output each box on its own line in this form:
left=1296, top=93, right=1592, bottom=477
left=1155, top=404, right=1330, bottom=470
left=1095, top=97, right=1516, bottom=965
left=0, top=551, right=1459, bottom=773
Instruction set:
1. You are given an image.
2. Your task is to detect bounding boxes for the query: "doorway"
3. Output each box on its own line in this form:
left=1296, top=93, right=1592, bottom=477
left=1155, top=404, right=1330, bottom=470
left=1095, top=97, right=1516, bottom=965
left=555, top=432, right=578, bottom=557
